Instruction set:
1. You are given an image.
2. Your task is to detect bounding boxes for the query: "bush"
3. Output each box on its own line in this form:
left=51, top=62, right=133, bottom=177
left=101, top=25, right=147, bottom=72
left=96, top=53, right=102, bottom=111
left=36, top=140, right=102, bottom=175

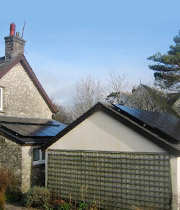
left=0, top=191, right=5, bottom=210
left=0, top=167, right=19, bottom=208
left=24, top=186, right=51, bottom=208
left=78, top=202, right=88, bottom=210
left=59, top=203, right=72, bottom=210
left=0, top=167, right=16, bottom=192
left=49, top=192, right=65, bottom=209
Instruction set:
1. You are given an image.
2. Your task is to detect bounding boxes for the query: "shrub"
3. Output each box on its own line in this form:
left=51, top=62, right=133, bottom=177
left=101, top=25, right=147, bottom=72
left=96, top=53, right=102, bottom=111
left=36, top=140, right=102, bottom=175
left=0, top=167, right=16, bottom=192
left=133, top=205, right=159, bottom=210
left=58, top=203, right=72, bottom=210
left=0, top=191, right=5, bottom=210
left=0, top=167, right=19, bottom=208
left=78, top=202, right=88, bottom=210
left=24, top=186, right=51, bottom=208
left=49, top=192, right=65, bottom=209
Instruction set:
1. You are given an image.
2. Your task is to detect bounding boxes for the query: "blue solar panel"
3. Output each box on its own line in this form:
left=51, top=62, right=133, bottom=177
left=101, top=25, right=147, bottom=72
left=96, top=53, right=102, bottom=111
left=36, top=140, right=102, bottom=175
left=0, top=121, right=66, bottom=137
left=113, top=104, right=180, bottom=142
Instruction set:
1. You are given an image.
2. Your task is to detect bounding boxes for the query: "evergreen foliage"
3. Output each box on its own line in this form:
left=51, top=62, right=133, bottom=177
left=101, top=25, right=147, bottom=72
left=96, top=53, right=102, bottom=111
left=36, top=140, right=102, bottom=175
left=148, top=31, right=180, bottom=91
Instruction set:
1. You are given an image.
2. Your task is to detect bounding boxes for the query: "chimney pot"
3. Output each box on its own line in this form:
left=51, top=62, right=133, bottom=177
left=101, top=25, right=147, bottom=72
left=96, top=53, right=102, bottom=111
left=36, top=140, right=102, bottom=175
left=16, top=32, right=19, bottom=38
left=10, top=23, right=16, bottom=36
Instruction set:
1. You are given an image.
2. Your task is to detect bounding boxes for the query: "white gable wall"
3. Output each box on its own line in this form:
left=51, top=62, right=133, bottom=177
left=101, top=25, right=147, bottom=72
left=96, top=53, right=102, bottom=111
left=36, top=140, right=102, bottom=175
left=49, top=111, right=165, bottom=152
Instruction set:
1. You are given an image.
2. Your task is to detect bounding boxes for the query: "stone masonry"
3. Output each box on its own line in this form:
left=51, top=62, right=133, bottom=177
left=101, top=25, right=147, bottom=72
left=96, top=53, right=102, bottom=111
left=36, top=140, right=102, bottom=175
left=0, top=62, right=52, bottom=119
left=0, top=136, right=22, bottom=191
left=0, top=136, right=45, bottom=193
left=22, top=146, right=45, bottom=193
left=4, top=36, right=26, bottom=59
left=173, top=98, right=180, bottom=117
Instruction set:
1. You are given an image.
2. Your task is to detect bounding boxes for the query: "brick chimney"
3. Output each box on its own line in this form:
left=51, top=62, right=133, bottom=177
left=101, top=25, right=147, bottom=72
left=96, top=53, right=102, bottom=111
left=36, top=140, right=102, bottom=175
left=4, top=23, right=26, bottom=59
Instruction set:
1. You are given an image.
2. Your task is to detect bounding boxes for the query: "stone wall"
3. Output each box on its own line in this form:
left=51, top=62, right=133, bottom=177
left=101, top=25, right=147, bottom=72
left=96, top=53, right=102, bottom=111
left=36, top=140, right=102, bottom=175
left=0, top=136, right=22, bottom=190
left=0, top=137, right=45, bottom=193
left=0, top=62, right=52, bottom=119
left=4, top=36, right=25, bottom=59
left=173, top=98, right=180, bottom=117
left=22, top=146, right=45, bottom=193
left=21, top=146, right=32, bottom=192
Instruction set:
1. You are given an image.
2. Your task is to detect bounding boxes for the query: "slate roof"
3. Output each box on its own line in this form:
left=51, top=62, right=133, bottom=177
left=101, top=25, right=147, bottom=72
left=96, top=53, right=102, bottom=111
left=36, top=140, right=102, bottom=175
left=0, top=56, right=15, bottom=73
left=0, top=55, right=56, bottom=113
left=0, top=115, right=66, bottom=145
left=42, top=102, right=180, bottom=156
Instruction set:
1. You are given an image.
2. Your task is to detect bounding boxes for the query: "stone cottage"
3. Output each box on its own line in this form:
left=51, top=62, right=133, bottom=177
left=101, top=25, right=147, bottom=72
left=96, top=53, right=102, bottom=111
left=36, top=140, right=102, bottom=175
left=44, top=103, right=180, bottom=210
left=0, top=23, right=65, bottom=193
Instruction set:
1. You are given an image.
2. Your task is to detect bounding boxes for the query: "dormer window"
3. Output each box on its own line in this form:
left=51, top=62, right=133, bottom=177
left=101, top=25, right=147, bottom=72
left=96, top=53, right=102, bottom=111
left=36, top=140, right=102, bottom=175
left=0, top=87, right=3, bottom=111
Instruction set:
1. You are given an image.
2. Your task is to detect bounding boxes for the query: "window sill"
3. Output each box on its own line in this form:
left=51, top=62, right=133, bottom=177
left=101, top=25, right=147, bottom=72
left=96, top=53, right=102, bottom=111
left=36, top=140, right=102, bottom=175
left=32, top=162, right=45, bottom=168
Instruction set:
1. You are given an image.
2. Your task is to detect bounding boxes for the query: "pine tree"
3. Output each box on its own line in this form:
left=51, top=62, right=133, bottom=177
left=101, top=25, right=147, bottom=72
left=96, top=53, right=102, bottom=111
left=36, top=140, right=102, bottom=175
left=148, top=31, right=180, bottom=91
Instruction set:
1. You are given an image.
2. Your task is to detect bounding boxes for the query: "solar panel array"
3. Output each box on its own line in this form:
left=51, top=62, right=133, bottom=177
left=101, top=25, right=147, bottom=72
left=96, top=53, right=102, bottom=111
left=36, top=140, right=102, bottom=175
left=113, top=104, right=180, bottom=143
left=0, top=122, right=66, bottom=137
left=0, top=116, right=66, bottom=143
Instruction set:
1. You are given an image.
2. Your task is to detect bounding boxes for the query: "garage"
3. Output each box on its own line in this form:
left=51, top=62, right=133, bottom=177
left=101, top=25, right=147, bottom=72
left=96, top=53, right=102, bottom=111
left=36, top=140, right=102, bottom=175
left=43, top=103, right=180, bottom=210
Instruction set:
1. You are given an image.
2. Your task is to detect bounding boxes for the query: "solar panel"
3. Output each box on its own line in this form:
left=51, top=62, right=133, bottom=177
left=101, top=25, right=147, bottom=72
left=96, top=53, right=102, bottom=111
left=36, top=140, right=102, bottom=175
left=113, top=104, right=180, bottom=143
left=0, top=121, right=66, bottom=137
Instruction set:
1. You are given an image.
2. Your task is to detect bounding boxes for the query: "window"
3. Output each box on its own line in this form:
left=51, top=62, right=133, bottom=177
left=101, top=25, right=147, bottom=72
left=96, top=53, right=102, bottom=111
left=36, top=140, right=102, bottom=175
left=33, top=148, right=45, bottom=165
left=0, top=87, right=3, bottom=111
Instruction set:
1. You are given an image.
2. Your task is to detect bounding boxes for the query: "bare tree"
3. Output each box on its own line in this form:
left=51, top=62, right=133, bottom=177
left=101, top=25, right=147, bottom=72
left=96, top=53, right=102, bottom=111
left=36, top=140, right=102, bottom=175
left=52, top=102, right=73, bottom=125
left=71, top=76, right=106, bottom=120
left=106, top=72, right=131, bottom=104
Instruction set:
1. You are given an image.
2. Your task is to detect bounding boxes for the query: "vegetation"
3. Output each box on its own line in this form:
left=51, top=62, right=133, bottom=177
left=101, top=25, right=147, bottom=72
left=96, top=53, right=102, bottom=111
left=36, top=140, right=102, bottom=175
left=148, top=31, right=180, bottom=91
left=107, top=73, right=130, bottom=104
left=54, top=75, right=180, bottom=125
left=72, top=76, right=105, bottom=120
left=52, top=103, right=73, bottom=125
left=24, top=186, right=100, bottom=210
left=24, top=186, right=51, bottom=208
left=0, top=191, right=5, bottom=210
left=53, top=76, right=106, bottom=123
left=0, top=167, right=19, bottom=209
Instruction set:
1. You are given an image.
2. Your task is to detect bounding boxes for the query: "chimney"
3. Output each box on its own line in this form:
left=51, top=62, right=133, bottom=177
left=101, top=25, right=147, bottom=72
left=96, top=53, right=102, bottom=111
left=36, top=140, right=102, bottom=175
left=4, top=23, right=26, bottom=59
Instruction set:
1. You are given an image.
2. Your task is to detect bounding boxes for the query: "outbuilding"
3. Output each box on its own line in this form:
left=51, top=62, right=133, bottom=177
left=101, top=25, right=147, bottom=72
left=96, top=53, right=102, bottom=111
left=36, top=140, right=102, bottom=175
left=43, top=103, right=180, bottom=210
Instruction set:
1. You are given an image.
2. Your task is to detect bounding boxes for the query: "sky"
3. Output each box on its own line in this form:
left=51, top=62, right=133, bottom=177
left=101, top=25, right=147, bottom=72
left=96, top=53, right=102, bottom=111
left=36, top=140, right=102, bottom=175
left=0, top=0, right=180, bottom=104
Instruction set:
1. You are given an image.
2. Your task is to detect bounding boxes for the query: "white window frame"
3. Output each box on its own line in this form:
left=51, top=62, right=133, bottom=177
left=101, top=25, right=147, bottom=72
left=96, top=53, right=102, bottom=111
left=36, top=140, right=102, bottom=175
left=33, top=147, right=45, bottom=165
left=0, top=87, right=3, bottom=111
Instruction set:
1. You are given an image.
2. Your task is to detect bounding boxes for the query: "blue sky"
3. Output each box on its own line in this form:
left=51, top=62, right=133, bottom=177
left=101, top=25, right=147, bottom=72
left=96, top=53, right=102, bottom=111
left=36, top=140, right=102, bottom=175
left=0, top=0, right=180, bottom=103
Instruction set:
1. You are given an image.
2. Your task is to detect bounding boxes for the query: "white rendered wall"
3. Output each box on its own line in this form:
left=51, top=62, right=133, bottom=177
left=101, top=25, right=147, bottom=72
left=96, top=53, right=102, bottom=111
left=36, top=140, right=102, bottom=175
left=49, top=111, right=165, bottom=153
left=171, top=157, right=180, bottom=210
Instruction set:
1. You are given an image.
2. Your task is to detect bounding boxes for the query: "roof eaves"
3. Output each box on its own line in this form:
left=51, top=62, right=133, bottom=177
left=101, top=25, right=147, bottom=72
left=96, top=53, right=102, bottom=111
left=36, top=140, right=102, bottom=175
left=0, top=128, right=24, bottom=145
left=0, top=126, right=53, bottom=146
